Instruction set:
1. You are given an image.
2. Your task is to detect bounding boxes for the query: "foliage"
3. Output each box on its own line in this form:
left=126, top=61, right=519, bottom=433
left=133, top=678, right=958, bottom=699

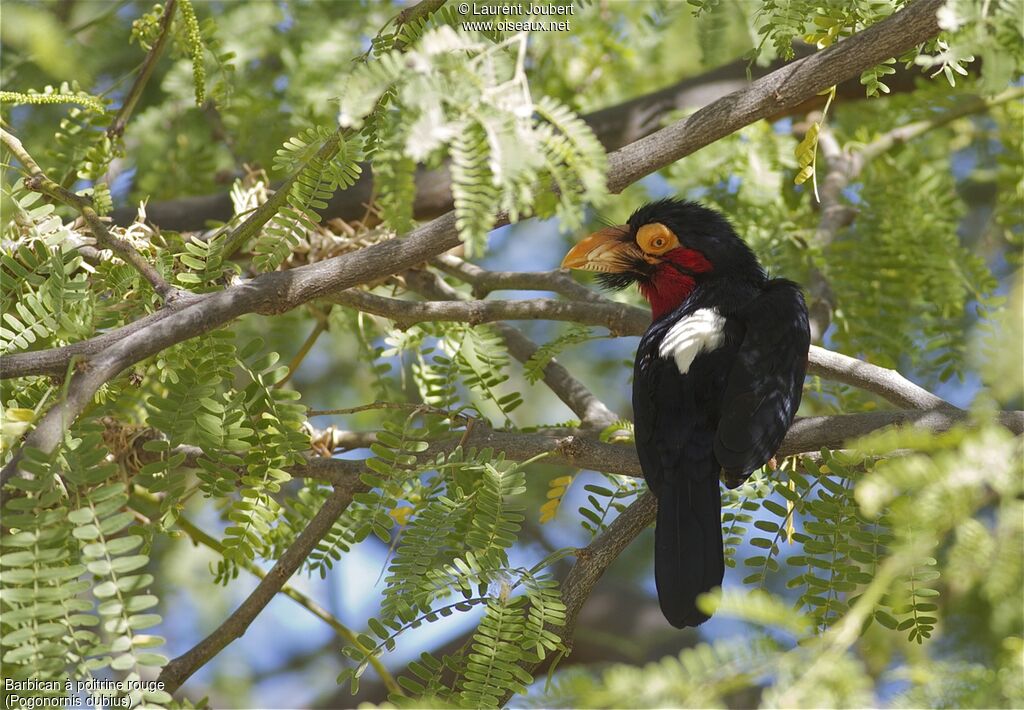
left=0, top=82, right=105, bottom=114
left=0, top=1, right=1021, bottom=708
left=2, top=428, right=171, bottom=707
left=537, top=417, right=1024, bottom=709
left=336, top=27, right=607, bottom=255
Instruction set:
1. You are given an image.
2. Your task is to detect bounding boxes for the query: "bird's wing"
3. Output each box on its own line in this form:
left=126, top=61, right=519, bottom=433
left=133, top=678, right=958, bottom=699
left=713, top=280, right=809, bottom=483
left=634, top=315, right=729, bottom=628
left=634, top=353, right=693, bottom=495
left=633, top=324, right=725, bottom=495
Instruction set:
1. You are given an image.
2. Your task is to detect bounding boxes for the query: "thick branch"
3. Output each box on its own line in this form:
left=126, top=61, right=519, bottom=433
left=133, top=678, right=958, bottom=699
left=2, top=0, right=946, bottom=381
left=392, top=0, right=447, bottom=47
left=156, top=482, right=364, bottom=693
left=296, top=409, right=1024, bottom=486
left=498, top=492, right=658, bottom=706
left=110, top=42, right=935, bottom=232
left=603, top=0, right=944, bottom=194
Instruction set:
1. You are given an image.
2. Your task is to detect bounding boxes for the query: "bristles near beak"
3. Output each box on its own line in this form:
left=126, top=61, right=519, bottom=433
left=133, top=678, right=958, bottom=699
left=561, top=225, right=635, bottom=272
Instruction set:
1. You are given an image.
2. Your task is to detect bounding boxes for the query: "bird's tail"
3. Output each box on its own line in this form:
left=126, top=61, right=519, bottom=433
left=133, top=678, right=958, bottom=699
left=654, top=473, right=724, bottom=628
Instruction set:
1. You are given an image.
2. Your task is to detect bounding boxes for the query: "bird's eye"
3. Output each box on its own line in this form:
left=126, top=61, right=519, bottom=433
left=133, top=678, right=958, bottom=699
left=637, top=222, right=678, bottom=255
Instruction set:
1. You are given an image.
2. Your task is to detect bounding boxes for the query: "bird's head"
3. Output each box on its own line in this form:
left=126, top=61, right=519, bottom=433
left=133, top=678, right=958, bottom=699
left=561, top=199, right=764, bottom=319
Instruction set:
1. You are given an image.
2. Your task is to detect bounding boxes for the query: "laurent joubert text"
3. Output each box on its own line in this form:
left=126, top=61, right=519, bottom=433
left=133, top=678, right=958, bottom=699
left=4, top=679, right=167, bottom=709
left=457, top=3, right=574, bottom=32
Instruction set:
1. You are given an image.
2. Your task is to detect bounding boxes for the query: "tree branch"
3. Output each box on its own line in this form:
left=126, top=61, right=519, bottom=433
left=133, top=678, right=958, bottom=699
left=859, top=86, right=1024, bottom=163
left=1, top=127, right=188, bottom=304
left=328, top=289, right=647, bottom=336
left=326, top=284, right=954, bottom=413
left=391, top=0, right=447, bottom=51
left=499, top=492, right=658, bottom=706
left=2, top=0, right=947, bottom=381
left=156, top=482, right=365, bottom=694
left=107, top=0, right=178, bottom=139
left=110, top=41, right=936, bottom=232
left=130, top=490, right=402, bottom=694
left=602, top=0, right=944, bottom=195
left=801, top=86, right=1024, bottom=340
left=293, top=408, right=1024, bottom=487
left=432, top=253, right=606, bottom=303
left=403, top=269, right=623, bottom=430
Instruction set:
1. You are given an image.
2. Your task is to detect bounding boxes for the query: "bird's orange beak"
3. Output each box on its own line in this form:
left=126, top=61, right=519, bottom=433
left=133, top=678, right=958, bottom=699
left=561, top=225, right=637, bottom=273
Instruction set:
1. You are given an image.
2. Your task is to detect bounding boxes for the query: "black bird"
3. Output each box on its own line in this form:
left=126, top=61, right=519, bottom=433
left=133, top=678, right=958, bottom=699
left=561, top=199, right=809, bottom=628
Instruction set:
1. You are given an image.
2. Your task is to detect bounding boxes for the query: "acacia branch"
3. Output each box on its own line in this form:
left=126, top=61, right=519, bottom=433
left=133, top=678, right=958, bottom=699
left=130, top=490, right=401, bottom=693
left=110, top=40, right=935, bottom=231
left=329, top=290, right=646, bottom=335
left=505, top=491, right=658, bottom=705
left=391, top=0, right=447, bottom=51
left=126, top=403, right=1023, bottom=698
left=860, top=87, right=1024, bottom=163
left=119, top=403, right=1023, bottom=500
left=801, top=86, right=1024, bottom=339
left=602, top=0, right=944, bottom=194
left=497, top=410, right=1024, bottom=704
left=326, top=284, right=953, bottom=412
left=403, top=269, right=623, bottom=430
left=156, top=482, right=365, bottom=694
left=108, top=0, right=178, bottom=139
left=432, top=253, right=606, bottom=303
left=1, top=127, right=187, bottom=304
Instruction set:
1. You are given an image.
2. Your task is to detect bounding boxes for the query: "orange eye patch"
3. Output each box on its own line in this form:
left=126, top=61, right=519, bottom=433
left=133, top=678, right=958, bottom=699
left=636, top=223, right=679, bottom=256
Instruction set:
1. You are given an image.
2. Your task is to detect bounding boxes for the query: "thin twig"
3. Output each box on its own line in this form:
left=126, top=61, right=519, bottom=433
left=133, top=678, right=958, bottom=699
left=802, top=86, right=1024, bottom=340
left=1, top=127, right=189, bottom=304
left=308, top=400, right=470, bottom=422
left=108, top=0, right=178, bottom=138
left=67, top=0, right=132, bottom=35
left=328, top=288, right=647, bottom=336
left=392, top=0, right=447, bottom=51
left=325, top=285, right=955, bottom=412
left=130, top=492, right=400, bottom=695
left=432, top=253, right=607, bottom=304
left=403, top=269, right=622, bottom=430
left=221, top=128, right=345, bottom=259
left=860, top=86, right=1024, bottom=163
left=277, top=310, right=330, bottom=388
left=156, top=483, right=366, bottom=693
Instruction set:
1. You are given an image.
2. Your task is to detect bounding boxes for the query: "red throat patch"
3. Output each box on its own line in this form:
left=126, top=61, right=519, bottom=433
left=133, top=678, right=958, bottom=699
left=639, top=248, right=713, bottom=319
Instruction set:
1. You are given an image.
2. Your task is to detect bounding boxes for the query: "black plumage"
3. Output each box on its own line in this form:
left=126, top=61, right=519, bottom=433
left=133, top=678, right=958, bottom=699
left=635, top=278, right=808, bottom=626
left=562, top=199, right=810, bottom=628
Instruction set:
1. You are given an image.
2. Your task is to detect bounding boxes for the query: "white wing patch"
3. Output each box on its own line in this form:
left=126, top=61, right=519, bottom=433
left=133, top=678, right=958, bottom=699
left=658, top=308, right=726, bottom=374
